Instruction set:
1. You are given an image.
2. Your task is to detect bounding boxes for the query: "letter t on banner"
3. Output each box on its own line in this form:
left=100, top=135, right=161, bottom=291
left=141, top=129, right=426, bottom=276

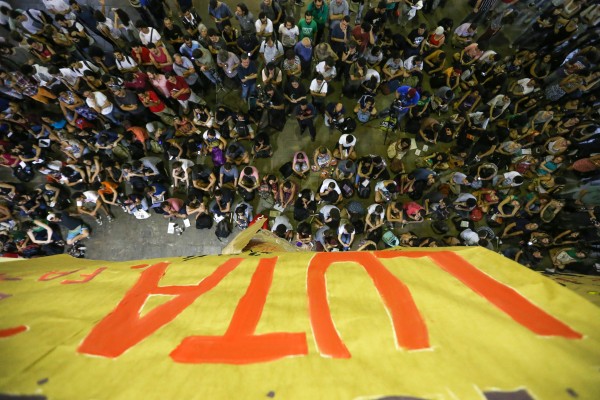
left=170, top=257, right=308, bottom=364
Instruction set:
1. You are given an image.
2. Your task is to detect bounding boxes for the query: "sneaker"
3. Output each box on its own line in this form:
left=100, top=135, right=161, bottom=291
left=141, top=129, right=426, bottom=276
left=544, top=268, right=556, bottom=274
left=95, top=216, right=103, bottom=226
left=107, top=214, right=114, bottom=222
left=294, top=0, right=305, bottom=5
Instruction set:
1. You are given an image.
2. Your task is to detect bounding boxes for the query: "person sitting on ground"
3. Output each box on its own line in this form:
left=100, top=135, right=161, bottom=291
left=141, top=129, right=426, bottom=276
left=47, top=212, right=90, bottom=245
left=73, top=190, right=114, bottom=226
left=312, top=146, right=335, bottom=172
left=354, top=94, right=377, bottom=123
left=316, top=179, right=343, bottom=204
left=225, top=141, right=250, bottom=165
left=333, top=133, right=357, bottom=160
left=292, top=151, right=310, bottom=179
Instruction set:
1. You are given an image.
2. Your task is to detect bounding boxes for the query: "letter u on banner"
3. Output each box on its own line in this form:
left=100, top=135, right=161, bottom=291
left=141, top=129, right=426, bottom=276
left=307, top=252, right=430, bottom=359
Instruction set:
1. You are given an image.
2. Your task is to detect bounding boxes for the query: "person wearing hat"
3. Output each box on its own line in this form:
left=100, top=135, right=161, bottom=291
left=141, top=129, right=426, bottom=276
left=392, top=85, right=420, bottom=124
left=294, top=99, right=317, bottom=142
left=47, top=212, right=90, bottom=245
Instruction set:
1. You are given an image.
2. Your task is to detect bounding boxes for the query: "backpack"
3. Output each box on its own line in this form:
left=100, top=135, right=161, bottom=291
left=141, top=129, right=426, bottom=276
left=196, top=213, right=213, bottom=229
left=431, top=220, right=450, bottom=234
left=469, top=207, right=483, bottom=222
left=279, top=161, right=294, bottom=179
left=340, top=179, right=355, bottom=198
left=215, top=219, right=232, bottom=239
left=338, top=117, right=356, bottom=133
left=13, top=164, right=35, bottom=182
left=357, top=109, right=371, bottom=123
left=382, top=230, right=400, bottom=248
left=149, top=140, right=163, bottom=154
left=211, top=147, right=225, bottom=167
left=357, top=181, right=371, bottom=199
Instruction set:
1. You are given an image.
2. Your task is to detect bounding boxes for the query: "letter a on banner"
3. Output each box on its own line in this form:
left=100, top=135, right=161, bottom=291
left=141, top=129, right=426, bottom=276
left=78, top=259, right=243, bottom=357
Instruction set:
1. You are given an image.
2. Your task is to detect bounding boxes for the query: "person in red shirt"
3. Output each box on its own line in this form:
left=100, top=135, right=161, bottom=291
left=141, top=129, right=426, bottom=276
left=124, top=71, right=150, bottom=91
left=165, top=72, right=201, bottom=114
left=138, top=90, right=177, bottom=125
left=131, top=42, right=153, bottom=67
left=351, top=22, right=374, bottom=54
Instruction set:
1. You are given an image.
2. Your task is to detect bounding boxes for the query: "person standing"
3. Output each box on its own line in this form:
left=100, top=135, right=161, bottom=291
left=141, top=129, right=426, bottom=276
left=208, top=0, right=233, bottom=33
left=237, top=53, right=257, bottom=101
left=306, top=0, right=328, bottom=44
left=295, top=99, right=317, bottom=142
left=298, top=11, right=317, bottom=42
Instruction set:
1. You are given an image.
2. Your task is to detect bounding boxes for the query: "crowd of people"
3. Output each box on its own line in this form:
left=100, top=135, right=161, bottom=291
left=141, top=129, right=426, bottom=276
left=0, top=0, right=599, bottom=273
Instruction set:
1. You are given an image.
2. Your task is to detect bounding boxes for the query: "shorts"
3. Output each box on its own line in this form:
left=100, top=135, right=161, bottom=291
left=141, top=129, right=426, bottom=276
left=67, top=224, right=89, bottom=241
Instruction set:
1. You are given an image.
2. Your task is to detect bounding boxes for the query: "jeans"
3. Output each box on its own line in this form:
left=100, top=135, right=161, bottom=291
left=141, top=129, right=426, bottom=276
left=203, top=69, right=220, bottom=85
left=241, top=81, right=256, bottom=100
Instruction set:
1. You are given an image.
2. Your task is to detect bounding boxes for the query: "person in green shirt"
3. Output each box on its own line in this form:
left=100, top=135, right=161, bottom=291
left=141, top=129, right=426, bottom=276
left=298, top=11, right=318, bottom=42
left=306, top=0, right=328, bottom=44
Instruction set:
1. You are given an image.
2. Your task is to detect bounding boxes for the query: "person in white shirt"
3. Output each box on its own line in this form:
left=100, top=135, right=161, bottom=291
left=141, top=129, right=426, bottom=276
left=255, top=12, right=273, bottom=41
left=510, top=78, right=536, bottom=96
left=334, top=133, right=357, bottom=160
left=13, top=9, right=49, bottom=35
left=460, top=228, right=482, bottom=246
left=42, top=0, right=70, bottom=15
left=309, top=74, right=328, bottom=111
left=278, top=17, right=299, bottom=48
left=114, top=50, right=138, bottom=73
left=271, top=215, right=293, bottom=239
left=73, top=190, right=114, bottom=225
left=315, top=58, right=337, bottom=82
left=404, top=55, right=423, bottom=74
left=316, top=179, right=342, bottom=204
left=0, top=1, right=12, bottom=28
left=136, top=21, right=162, bottom=46
left=452, top=22, right=478, bottom=46
left=487, top=94, right=511, bottom=120
left=83, top=90, right=120, bottom=125
left=259, top=36, right=284, bottom=64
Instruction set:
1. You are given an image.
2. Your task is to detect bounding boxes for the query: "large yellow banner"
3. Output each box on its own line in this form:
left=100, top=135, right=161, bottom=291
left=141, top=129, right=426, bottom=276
left=1, top=248, right=599, bottom=399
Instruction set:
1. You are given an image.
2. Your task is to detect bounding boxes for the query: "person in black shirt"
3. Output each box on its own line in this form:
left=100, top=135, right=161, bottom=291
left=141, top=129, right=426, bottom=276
left=47, top=212, right=90, bottom=245
left=283, top=76, right=307, bottom=115
left=403, top=24, right=428, bottom=57
left=210, top=188, right=234, bottom=216
left=467, top=130, right=498, bottom=163
left=163, top=17, right=185, bottom=48
left=181, top=7, right=202, bottom=37
left=363, top=2, right=387, bottom=35
left=236, top=32, right=260, bottom=60
left=258, top=84, right=286, bottom=131
left=295, top=99, right=317, bottom=141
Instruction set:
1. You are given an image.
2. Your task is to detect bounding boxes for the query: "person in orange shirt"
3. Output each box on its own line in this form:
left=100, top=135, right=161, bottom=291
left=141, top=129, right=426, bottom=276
left=123, top=120, right=150, bottom=154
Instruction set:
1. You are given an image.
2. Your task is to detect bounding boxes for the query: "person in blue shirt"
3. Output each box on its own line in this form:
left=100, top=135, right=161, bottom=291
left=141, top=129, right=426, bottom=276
left=393, top=85, right=420, bottom=123
left=237, top=53, right=257, bottom=101
left=208, top=0, right=233, bottom=33
left=179, top=35, right=201, bottom=59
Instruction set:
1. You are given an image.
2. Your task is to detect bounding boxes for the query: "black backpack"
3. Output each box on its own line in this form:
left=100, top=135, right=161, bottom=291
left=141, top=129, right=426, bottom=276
left=279, top=161, right=294, bottom=180
left=14, top=165, right=35, bottom=182
left=196, top=214, right=213, bottom=229
left=357, top=181, right=371, bottom=199
left=338, top=117, right=357, bottom=134
left=215, top=219, right=232, bottom=239
left=340, top=179, right=355, bottom=198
